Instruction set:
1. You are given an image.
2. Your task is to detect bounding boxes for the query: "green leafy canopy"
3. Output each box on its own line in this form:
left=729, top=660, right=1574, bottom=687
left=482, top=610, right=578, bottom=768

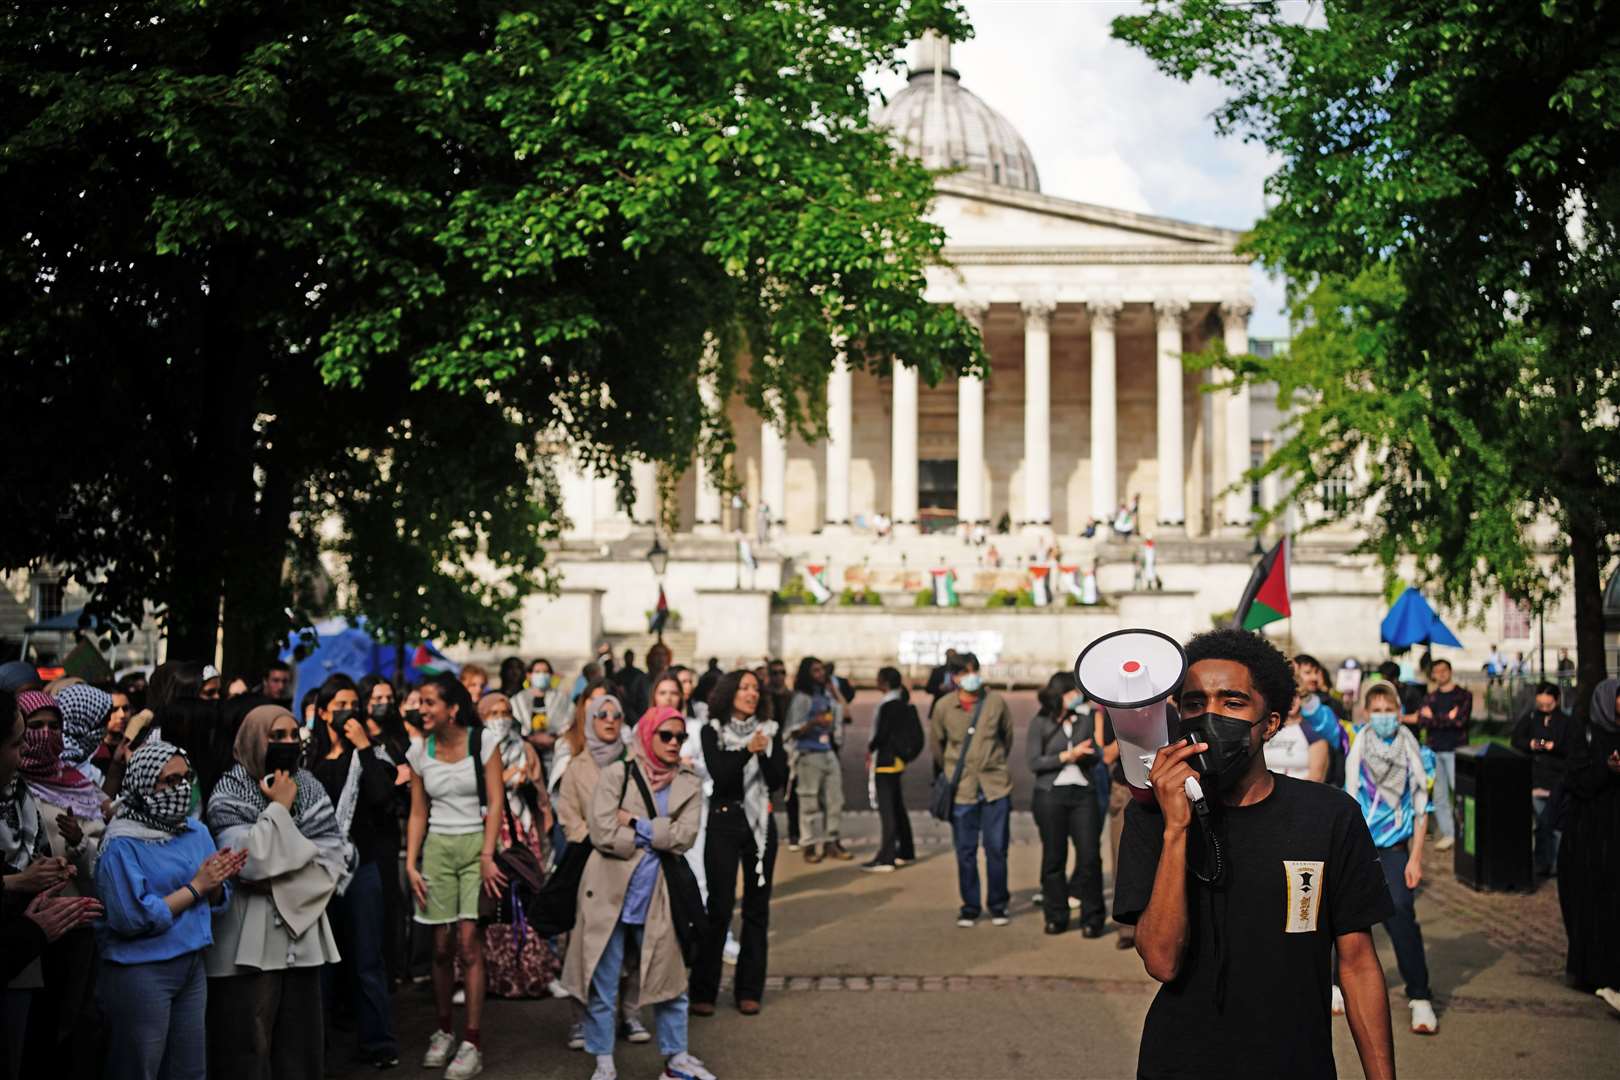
left=0, top=0, right=982, bottom=665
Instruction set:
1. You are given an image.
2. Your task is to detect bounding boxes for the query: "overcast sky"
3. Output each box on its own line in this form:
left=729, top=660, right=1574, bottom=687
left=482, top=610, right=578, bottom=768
left=872, top=1, right=1289, bottom=337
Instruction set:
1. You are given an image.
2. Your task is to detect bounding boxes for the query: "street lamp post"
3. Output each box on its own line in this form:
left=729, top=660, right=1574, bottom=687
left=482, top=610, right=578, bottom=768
left=647, top=535, right=669, bottom=577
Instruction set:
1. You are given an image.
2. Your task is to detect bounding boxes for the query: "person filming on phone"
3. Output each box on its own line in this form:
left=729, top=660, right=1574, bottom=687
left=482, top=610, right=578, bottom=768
left=1113, top=629, right=1397, bottom=1080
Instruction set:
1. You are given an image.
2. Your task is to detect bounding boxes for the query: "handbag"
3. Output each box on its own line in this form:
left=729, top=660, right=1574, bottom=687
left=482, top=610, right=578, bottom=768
left=525, top=764, right=632, bottom=937
left=627, top=761, right=705, bottom=967
left=930, top=696, right=986, bottom=822
left=469, top=726, right=547, bottom=928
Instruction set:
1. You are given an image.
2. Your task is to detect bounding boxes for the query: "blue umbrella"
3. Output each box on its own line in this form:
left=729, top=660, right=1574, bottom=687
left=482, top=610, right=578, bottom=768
left=1380, top=587, right=1463, bottom=650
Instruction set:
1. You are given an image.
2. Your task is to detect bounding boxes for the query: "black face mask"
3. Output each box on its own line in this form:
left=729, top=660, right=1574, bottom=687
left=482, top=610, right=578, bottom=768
left=369, top=703, right=390, bottom=721
left=403, top=708, right=422, bottom=727
left=1179, top=712, right=1261, bottom=791
left=331, top=708, right=355, bottom=727
left=264, top=742, right=301, bottom=777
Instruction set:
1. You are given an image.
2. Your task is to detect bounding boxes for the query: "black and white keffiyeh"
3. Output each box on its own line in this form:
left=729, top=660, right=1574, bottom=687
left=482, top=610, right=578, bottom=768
left=0, top=776, right=47, bottom=872
left=106, top=739, right=193, bottom=843
left=207, top=763, right=352, bottom=886
left=714, top=714, right=778, bottom=886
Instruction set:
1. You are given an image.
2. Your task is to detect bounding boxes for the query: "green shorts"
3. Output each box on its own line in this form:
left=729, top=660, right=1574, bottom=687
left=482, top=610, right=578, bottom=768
left=416, top=831, right=484, bottom=925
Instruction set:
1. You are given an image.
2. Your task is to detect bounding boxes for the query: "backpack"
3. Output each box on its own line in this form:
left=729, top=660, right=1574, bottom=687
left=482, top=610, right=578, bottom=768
left=891, top=703, right=925, bottom=763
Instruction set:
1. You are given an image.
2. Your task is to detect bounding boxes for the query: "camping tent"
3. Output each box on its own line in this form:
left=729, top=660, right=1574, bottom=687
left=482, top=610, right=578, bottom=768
left=1380, top=588, right=1463, bottom=650
left=279, top=618, right=458, bottom=700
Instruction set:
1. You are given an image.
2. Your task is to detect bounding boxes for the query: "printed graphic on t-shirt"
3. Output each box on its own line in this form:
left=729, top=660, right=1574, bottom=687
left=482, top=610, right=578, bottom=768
left=1283, top=860, right=1325, bottom=933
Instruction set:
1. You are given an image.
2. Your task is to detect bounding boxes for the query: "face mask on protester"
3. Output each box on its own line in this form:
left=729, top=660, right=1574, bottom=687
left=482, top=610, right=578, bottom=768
left=484, top=716, right=513, bottom=743
left=1180, top=712, right=1261, bottom=791
left=403, top=708, right=422, bottom=727
left=531, top=672, right=551, bottom=691
left=331, top=707, right=355, bottom=727
left=1369, top=712, right=1401, bottom=739
left=1068, top=697, right=1089, bottom=715
left=369, top=703, right=390, bottom=722
left=958, top=673, right=983, bottom=695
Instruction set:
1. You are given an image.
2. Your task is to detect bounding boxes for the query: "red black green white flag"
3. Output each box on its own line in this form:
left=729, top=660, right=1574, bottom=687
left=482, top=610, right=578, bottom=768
left=649, top=585, right=669, bottom=634
left=1234, top=536, right=1291, bottom=631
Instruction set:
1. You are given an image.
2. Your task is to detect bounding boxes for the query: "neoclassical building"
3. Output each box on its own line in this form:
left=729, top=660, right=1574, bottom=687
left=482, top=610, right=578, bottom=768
left=559, top=37, right=1258, bottom=542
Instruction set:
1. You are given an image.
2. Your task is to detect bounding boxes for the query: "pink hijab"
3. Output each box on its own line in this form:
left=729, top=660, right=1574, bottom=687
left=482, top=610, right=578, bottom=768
left=635, top=706, right=686, bottom=791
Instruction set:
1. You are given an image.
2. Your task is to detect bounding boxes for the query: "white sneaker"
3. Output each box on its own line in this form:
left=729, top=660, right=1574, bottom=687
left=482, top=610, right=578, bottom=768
left=422, top=1030, right=456, bottom=1069
left=1596, top=987, right=1620, bottom=1015
left=722, top=933, right=741, bottom=964
left=956, top=916, right=976, bottom=928
left=591, top=1056, right=617, bottom=1080
left=1433, top=836, right=1455, bottom=852
left=991, top=914, right=1011, bottom=927
left=1330, top=985, right=1345, bottom=1016
left=661, top=1051, right=716, bottom=1080
left=547, top=978, right=570, bottom=999
left=1031, top=891, right=1043, bottom=906
left=1409, top=999, right=1438, bottom=1034
left=622, top=1016, right=651, bottom=1044
left=567, top=1022, right=586, bottom=1051
left=451, top=986, right=466, bottom=1005
left=444, top=1042, right=483, bottom=1080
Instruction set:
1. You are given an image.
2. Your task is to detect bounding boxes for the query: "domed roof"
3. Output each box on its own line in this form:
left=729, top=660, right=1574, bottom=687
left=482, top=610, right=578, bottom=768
left=874, top=34, right=1041, bottom=193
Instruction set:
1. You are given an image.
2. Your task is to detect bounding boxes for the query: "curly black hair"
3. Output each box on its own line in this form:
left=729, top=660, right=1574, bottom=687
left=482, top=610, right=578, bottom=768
left=1183, top=628, right=1296, bottom=722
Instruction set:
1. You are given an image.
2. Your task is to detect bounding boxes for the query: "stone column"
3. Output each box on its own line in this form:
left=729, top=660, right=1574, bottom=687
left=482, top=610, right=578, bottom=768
left=891, top=361, right=919, bottom=532
left=1088, top=300, right=1121, bottom=521
left=1221, top=299, right=1255, bottom=527
left=1021, top=298, right=1055, bottom=528
left=693, top=367, right=723, bottom=534
left=956, top=301, right=989, bottom=524
left=824, top=354, right=852, bottom=529
left=1155, top=299, right=1189, bottom=526
left=760, top=390, right=786, bottom=529
left=630, top=460, right=658, bottom=526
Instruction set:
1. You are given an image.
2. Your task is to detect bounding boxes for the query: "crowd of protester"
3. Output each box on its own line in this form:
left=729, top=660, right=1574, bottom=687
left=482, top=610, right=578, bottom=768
left=1, top=634, right=1615, bottom=1080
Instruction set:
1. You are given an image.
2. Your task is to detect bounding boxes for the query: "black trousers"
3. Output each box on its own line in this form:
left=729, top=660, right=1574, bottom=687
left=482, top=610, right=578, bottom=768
left=690, top=803, right=777, bottom=1005
left=874, top=771, right=915, bottom=863
left=785, top=788, right=800, bottom=844
left=1034, top=785, right=1104, bottom=930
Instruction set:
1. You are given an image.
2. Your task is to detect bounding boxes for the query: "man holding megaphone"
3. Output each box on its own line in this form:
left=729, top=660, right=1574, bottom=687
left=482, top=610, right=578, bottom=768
left=1087, top=628, right=1396, bottom=1080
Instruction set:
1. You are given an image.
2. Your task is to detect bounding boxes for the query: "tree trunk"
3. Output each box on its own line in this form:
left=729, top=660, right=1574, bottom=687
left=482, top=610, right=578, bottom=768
left=1565, top=508, right=1610, bottom=726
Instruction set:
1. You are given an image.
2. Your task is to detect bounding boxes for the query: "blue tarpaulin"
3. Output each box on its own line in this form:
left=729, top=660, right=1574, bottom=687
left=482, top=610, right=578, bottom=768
left=1380, top=588, right=1463, bottom=650
left=279, top=618, right=457, bottom=699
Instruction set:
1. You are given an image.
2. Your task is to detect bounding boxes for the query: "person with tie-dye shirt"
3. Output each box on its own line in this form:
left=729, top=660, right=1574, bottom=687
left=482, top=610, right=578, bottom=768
left=1345, top=679, right=1438, bottom=1035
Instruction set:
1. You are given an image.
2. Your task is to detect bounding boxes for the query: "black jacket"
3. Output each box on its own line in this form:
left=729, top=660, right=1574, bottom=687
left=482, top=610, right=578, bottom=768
left=1510, top=707, right=1574, bottom=792
left=869, top=697, right=917, bottom=770
left=700, top=723, right=788, bottom=805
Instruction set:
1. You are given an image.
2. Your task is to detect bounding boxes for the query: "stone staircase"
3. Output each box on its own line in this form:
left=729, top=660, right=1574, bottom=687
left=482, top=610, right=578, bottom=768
left=604, top=629, right=701, bottom=666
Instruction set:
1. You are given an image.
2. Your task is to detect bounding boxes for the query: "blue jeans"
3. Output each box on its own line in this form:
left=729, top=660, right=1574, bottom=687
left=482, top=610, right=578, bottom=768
left=1377, top=846, right=1432, bottom=1001
left=951, top=794, right=1011, bottom=919
left=1430, top=750, right=1456, bottom=839
left=585, top=921, right=687, bottom=1057
left=324, top=860, right=398, bottom=1056
left=97, top=952, right=207, bottom=1080
left=1531, top=794, right=1561, bottom=874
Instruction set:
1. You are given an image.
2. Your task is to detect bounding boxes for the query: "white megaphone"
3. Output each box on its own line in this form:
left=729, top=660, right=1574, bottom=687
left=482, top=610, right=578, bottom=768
left=1073, top=628, right=1187, bottom=796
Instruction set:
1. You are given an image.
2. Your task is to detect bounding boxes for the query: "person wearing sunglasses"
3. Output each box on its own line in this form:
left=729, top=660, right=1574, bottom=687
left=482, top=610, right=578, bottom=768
left=563, top=706, right=713, bottom=1080
left=95, top=740, right=244, bottom=1080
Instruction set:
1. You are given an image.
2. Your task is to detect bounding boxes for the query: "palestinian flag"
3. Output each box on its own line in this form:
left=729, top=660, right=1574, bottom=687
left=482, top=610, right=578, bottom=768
left=1234, top=536, right=1291, bottom=631
left=649, top=585, right=669, bottom=634
left=931, top=567, right=959, bottom=608
left=1030, top=565, right=1052, bottom=607
left=1059, top=565, right=1084, bottom=603
left=804, top=564, right=833, bottom=605
left=411, top=641, right=459, bottom=677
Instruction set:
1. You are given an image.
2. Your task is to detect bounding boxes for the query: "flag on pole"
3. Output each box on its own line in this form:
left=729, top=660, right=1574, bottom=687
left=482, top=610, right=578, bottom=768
left=410, top=641, right=460, bottom=678
left=738, top=539, right=756, bottom=572
left=1030, top=565, right=1052, bottom=607
left=649, top=585, right=670, bottom=634
left=1233, top=536, right=1292, bottom=631
left=931, top=567, right=959, bottom=608
left=804, top=564, right=833, bottom=605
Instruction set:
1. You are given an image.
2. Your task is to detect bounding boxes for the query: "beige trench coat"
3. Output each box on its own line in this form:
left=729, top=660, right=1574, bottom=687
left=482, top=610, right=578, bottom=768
left=561, top=760, right=700, bottom=1007
left=556, top=751, right=604, bottom=845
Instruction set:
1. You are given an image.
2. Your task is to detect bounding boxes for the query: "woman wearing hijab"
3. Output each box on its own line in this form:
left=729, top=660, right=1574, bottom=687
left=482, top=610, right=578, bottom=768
left=688, top=670, right=786, bottom=1017
left=309, top=675, right=401, bottom=1069
left=2, top=691, right=80, bottom=1080
left=95, top=740, right=246, bottom=1080
left=205, top=704, right=349, bottom=1080
left=564, top=705, right=710, bottom=1080
left=469, top=692, right=561, bottom=999
left=1558, top=677, right=1620, bottom=1014
left=404, top=674, right=507, bottom=1080
left=556, top=695, right=648, bottom=1051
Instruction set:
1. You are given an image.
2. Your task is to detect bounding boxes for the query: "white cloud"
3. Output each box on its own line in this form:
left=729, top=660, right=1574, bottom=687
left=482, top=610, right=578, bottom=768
left=873, top=1, right=1290, bottom=336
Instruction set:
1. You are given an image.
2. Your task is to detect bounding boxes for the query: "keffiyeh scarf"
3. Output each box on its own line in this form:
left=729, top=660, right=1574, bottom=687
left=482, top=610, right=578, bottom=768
left=106, top=740, right=193, bottom=843
left=18, top=697, right=105, bottom=821
left=0, top=777, right=47, bottom=872
left=716, top=713, right=779, bottom=886
left=57, top=684, right=113, bottom=767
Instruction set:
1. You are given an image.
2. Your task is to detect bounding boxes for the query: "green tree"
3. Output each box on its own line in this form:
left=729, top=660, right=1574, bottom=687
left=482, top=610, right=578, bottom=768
left=1, top=0, right=982, bottom=670
left=1114, top=0, right=1620, bottom=719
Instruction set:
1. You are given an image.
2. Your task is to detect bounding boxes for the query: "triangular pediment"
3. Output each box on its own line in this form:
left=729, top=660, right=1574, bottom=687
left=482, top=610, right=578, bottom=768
left=931, top=175, right=1245, bottom=256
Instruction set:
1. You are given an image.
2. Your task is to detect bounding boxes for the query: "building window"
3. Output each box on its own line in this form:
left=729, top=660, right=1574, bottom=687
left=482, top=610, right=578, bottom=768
left=1502, top=594, right=1531, bottom=641
left=1249, top=445, right=1265, bottom=511
left=1318, top=469, right=1352, bottom=515
left=34, top=580, right=65, bottom=623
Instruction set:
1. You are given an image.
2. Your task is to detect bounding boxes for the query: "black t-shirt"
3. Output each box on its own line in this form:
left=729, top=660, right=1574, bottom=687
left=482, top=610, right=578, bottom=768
left=1114, top=776, right=1394, bottom=1079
